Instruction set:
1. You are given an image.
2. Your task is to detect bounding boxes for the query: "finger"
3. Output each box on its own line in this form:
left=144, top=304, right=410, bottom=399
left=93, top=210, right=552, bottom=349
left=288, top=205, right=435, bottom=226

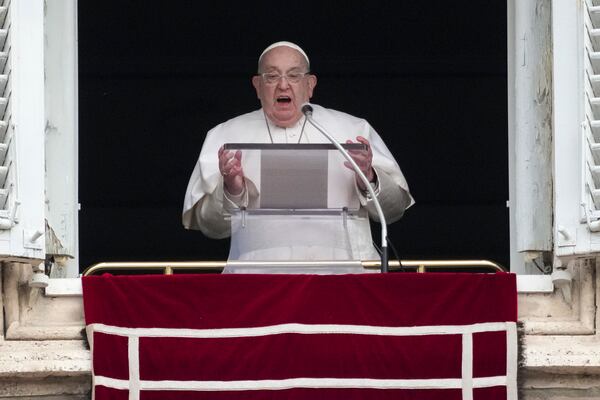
left=347, top=139, right=369, bottom=156
left=219, top=156, right=227, bottom=172
left=222, top=152, right=237, bottom=169
left=222, top=154, right=237, bottom=171
left=219, top=156, right=228, bottom=171
left=231, top=165, right=243, bottom=176
left=355, top=136, right=371, bottom=153
left=219, top=149, right=231, bottom=164
left=218, top=148, right=227, bottom=170
left=230, top=156, right=243, bottom=170
left=224, top=159, right=239, bottom=174
left=234, top=150, right=242, bottom=161
left=218, top=146, right=225, bottom=157
left=346, top=148, right=363, bottom=156
left=345, top=139, right=357, bottom=149
left=226, top=166, right=244, bottom=180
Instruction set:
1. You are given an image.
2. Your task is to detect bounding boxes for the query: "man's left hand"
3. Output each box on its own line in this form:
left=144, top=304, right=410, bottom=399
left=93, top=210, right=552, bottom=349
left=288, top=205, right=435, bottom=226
left=344, top=136, right=375, bottom=191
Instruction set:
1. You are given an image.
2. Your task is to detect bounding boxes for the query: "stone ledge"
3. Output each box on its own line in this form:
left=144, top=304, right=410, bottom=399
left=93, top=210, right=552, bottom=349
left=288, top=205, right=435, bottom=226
left=5, top=324, right=84, bottom=341
left=0, top=375, right=90, bottom=399
left=524, top=335, right=600, bottom=371
left=520, top=369, right=600, bottom=399
left=0, top=340, right=90, bottom=378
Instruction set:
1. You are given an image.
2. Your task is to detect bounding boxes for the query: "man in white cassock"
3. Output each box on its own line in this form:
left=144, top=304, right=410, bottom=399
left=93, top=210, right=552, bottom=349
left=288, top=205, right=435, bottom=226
left=182, top=41, right=414, bottom=273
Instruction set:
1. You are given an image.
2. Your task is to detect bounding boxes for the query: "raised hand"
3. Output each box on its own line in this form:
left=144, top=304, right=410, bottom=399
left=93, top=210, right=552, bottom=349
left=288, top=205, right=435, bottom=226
left=218, top=146, right=245, bottom=195
left=343, top=136, right=375, bottom=191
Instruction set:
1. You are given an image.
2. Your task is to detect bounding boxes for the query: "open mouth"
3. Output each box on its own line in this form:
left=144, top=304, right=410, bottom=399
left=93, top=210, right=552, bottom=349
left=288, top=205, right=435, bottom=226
left=276, top=96, right=292, bottom=103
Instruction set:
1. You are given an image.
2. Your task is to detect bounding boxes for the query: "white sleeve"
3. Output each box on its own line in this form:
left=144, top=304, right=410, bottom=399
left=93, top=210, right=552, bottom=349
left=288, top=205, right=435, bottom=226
left=182, top=125, right=248, bottom=239
left=357, top=167, right=413, bottom=223
left=355, top=122, right=414, bottom=223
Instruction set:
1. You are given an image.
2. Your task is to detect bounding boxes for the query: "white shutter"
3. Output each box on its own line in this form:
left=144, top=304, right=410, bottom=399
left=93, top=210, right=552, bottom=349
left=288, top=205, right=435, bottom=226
left=584, top=1, right=600, bottom=220
left=550, top=0, right=600, bottom=258
left=0, top=1, right=13, bottom=228
left=0, top=0, right=46, bottom=262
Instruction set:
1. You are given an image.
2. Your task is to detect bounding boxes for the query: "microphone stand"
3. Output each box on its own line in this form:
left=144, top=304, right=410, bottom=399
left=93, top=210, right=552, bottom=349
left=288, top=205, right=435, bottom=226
left=302, top=104, right=389, bottom=273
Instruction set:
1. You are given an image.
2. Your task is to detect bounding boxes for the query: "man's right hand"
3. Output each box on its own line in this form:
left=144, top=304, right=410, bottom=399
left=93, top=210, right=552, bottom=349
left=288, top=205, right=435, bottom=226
left=218, top=146, right=245, bottom=195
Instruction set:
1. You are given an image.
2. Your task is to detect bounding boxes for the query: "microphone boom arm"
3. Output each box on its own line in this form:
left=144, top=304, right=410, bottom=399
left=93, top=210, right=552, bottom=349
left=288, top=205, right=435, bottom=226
left=302, top=105, right=389, bottom=273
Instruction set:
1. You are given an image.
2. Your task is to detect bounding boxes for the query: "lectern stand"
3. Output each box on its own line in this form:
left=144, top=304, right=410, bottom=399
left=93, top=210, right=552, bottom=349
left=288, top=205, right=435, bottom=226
left=223, top=143, right=369, bottom=274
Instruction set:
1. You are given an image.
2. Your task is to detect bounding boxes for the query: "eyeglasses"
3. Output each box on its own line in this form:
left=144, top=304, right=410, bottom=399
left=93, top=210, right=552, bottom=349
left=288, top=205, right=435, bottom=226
left=259, top=71, right=309, bottom=85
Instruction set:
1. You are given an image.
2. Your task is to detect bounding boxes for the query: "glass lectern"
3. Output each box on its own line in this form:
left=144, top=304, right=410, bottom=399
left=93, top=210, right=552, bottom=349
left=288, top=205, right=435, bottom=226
left=223, top=143, right=371, bottom=274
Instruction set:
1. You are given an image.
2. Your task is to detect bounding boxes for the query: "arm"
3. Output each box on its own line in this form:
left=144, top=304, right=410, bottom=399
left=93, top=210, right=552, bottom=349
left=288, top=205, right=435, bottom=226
left=183, top=143, right=256, bottom=238
left=344, top=129, right=414, bottom=223
left=185, top=179, right=235, bottom=239
left=359, top=167, right=413, bottom=223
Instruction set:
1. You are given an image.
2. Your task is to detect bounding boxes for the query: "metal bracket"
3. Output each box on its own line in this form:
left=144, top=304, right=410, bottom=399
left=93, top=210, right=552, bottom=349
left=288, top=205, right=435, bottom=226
left=557, top=225, right=577, bottom=247
left=23, top=228, right=44, bottom=250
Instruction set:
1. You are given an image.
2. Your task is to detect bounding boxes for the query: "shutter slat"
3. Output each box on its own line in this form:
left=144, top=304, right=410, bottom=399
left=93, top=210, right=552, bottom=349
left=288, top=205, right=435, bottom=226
left=0, top=52, right=7, bottom=73
left=0, top=7, right=6, bottom=28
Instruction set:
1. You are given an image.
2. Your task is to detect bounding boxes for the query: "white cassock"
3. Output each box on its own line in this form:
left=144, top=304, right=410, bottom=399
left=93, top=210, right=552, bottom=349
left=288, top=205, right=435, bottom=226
left=182, top=104, right=414, bottom=273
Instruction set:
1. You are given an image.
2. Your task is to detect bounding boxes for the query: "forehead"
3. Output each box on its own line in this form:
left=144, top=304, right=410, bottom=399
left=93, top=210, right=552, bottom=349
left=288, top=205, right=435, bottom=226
left=259, top=47, right=308, bottom=71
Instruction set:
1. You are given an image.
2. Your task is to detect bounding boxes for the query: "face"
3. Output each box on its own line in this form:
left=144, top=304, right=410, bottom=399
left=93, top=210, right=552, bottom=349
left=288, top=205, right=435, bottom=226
left=252, top=46, right=317, bottom=128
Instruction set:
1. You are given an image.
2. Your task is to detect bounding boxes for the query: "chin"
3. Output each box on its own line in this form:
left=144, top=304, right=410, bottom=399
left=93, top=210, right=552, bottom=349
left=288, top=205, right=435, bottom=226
left=272, top=113, right=300, bottom=127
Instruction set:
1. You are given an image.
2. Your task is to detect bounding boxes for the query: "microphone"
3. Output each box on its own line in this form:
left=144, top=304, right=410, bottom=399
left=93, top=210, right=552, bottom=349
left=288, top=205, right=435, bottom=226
left=301, top=103, right=389, bottom=273
left=301, top=104, right=313, bottom=116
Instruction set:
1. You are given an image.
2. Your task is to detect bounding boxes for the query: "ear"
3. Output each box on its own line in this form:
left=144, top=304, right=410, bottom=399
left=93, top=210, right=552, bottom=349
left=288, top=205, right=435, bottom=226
left=252, top=75, right=261, bottom=99
left=307, top=75, right=317, bottom=99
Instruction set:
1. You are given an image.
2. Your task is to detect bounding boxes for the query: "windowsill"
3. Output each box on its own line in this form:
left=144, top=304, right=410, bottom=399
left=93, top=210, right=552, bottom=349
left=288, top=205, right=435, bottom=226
left=516, top=274, right=554, bottom=293
left=45, top=278, right=82, bottom=297
left=44, top=274, right=556, bottom=297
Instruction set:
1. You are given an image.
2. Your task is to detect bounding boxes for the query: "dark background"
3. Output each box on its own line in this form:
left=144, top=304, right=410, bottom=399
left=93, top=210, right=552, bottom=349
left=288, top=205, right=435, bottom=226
left=77, top=1, right=509, bottom=270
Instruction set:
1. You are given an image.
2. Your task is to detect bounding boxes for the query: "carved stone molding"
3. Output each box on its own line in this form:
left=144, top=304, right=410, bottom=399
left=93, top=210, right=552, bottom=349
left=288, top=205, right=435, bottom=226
left=518, top=259, right=595, bottom=335
left=520, top=260, right=600, bottom=397
left=2, top=262, right=84, bottom=340
left=0, top=263, right=90, bottom=398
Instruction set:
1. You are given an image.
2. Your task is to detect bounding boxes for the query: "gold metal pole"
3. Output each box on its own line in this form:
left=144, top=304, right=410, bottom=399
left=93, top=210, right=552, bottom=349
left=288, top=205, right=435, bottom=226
left=82, top=261, right=225, bottom=276
left=82, top=259, right=506, bottom=276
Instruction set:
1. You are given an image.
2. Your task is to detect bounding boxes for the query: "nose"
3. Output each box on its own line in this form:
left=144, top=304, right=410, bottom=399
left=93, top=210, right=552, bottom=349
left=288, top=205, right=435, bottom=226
left=277, top=76, right=290, bottom=89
